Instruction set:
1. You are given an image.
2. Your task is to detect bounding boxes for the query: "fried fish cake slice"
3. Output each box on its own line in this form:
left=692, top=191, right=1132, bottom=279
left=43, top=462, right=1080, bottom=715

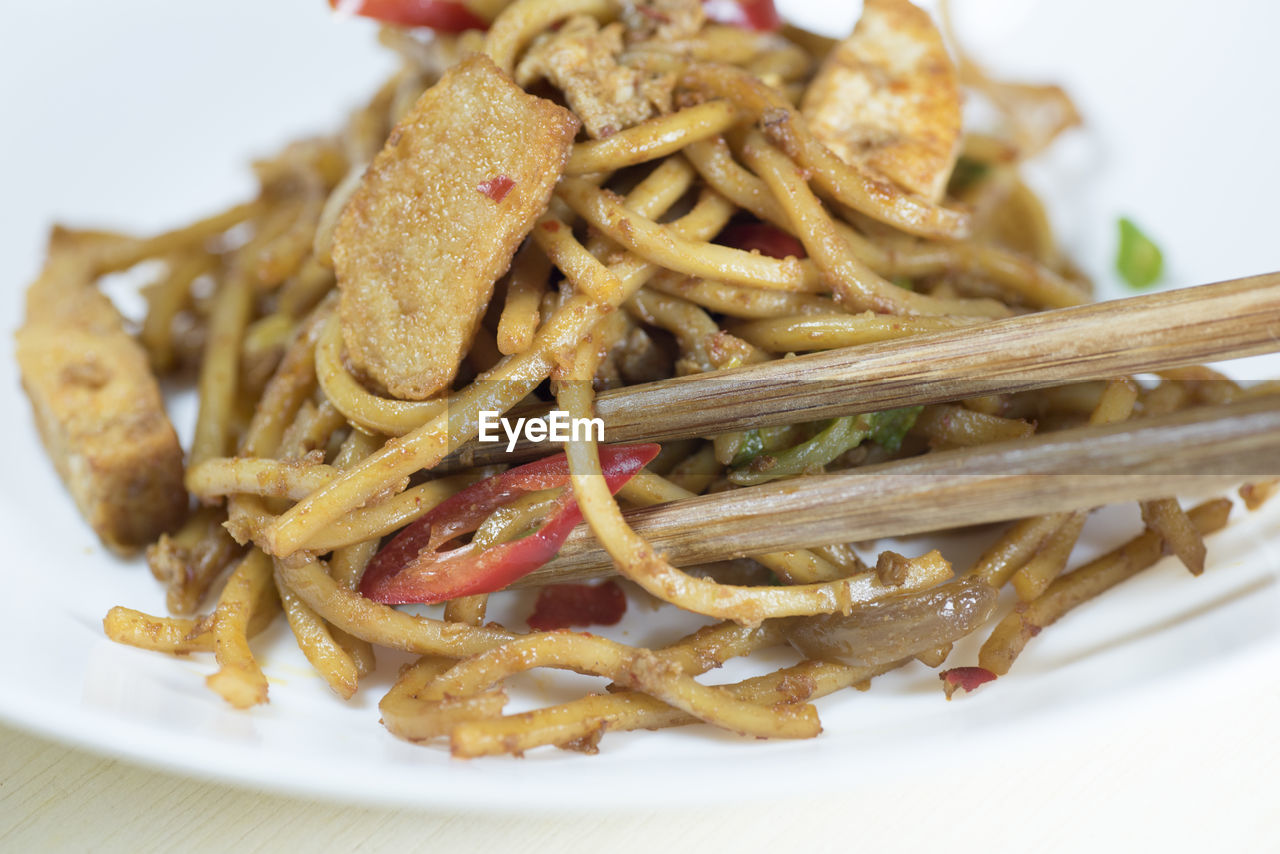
left=801, top=0, right=961, bottom=202
left=335, top=54, right=579, bottom=401
left=16, top=247, right=188, bottom=553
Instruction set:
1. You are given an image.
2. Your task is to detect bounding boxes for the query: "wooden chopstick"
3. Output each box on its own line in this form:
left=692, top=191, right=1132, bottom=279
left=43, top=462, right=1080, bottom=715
left=512, top=395, right=1280, bottom=587
left=449, top=271, right=1280, bottom=468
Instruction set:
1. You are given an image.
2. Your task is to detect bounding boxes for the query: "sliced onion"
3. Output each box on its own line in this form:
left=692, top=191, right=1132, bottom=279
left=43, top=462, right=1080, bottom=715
left=783, top=576, right=998, bottom=666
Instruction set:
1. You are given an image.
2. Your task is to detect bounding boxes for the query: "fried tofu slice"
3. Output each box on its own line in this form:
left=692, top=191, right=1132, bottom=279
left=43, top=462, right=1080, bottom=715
left=801, top=0, right=961, bottom=202
left=619, top=0, right=706, bottom=42
left=16, top=246, right=188, bottom=553
left=335, top=54, right=579, bottom=400
left=516, top=16, right=676, bottom=139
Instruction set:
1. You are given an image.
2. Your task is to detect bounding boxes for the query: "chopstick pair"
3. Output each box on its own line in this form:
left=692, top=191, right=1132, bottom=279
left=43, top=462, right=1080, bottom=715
left=448, top=270, right=1280, bottom=467
left=517, top=394, right=1280, bottom=586
left=496, top=270, right=1280, bottom=585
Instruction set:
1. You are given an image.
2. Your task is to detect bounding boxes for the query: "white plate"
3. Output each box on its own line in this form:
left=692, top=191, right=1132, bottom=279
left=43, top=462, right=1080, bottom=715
left=2, top=0, right=1278, bottom=810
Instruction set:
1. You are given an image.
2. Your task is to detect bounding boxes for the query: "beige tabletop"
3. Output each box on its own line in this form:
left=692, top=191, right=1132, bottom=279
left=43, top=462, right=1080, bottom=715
left=4, top=673, right=1276, bottom=854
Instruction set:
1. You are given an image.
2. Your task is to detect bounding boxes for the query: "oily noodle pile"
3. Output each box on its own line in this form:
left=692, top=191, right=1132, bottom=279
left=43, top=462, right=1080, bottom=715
left=56, top=0, right=1268, bottom=756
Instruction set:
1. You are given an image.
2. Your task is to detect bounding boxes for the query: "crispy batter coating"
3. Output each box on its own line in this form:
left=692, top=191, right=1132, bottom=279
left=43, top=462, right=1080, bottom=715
left=801, top=0, right=960, bottom=201
left=335, top=54, right=579, bottom=400
left=16, top=249, right=188, bottom=552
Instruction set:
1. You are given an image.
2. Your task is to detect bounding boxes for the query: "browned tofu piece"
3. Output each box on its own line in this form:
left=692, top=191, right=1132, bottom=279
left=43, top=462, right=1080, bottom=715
left=516, top=16, right=675, bottom=139
left=16, top=252, right=188, bottom=553
left=801, top=0, right=961, bottom=202
left=335, top=54, right=579, bottom=400
left=619, top=0, right=705, bottom=42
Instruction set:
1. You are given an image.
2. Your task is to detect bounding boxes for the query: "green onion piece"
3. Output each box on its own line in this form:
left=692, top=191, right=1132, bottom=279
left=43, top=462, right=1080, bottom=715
left=1116, top=217, right=1164, bottom=289
left=730, top=415, right=873, bottom=486
left=729, top=429, right=765, bottom=467
left=948, top=156, right=990, bottom=195
left=728, top=407, right=923, bottom=486
left=892, top=276, right=915, bottom=292
left=868, top=406, right=923, bottom=452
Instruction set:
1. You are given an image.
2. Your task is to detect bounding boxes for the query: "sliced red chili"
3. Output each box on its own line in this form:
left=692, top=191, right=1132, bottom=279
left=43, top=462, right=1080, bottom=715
left=478, top=174, right=515, bottom=202
left=329, top=0, right=488, bottom=32
left=332, top=0, right=782, bottom=33
left=939, top=666, right=998, bottom=699
left=359, top=443, right=659, bottom=605
left=527, top=580, right=627, bottom=631
left=701, top=0, right=782, bottom=32
left=718, top=222, right=807, bottom=259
